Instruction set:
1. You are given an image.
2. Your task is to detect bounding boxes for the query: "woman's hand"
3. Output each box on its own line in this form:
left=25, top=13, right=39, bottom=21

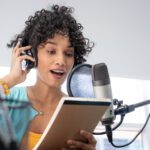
left=62, top=130, right=97, bottom=150
left=3, top=41, right=35, bottom=88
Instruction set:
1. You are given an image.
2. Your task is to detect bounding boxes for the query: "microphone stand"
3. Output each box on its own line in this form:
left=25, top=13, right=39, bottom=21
left=105, top=99, right=150, bottom=148
left=114, top=99, right=150, bottom=115
left=93, top=99, right=125, bottom=135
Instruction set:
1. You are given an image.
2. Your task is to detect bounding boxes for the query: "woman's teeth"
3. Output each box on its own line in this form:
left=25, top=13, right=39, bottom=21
left=51, top=70, right=65, bottom=75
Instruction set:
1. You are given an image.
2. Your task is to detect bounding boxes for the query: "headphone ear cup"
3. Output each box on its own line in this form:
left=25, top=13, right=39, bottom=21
left=19, top=38, right=37, bottom=69
left=25, top=48, right=37, bottom=69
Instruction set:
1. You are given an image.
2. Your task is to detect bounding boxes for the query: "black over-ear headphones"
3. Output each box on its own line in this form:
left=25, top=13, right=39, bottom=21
left=19, top=38, right=37, bottom=70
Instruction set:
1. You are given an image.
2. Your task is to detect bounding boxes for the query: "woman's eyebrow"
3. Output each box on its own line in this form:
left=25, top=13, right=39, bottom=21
left=46, top=41, right=73, bottom=48
left=46, top=41, right=57, bottom=45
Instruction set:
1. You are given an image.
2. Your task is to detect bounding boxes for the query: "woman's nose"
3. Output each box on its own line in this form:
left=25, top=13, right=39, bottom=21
left=55, top=53, right=66, bottom=66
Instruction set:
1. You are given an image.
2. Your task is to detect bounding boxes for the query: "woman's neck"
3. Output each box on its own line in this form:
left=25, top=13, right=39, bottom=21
left=27, top=81, right=63, bottom=106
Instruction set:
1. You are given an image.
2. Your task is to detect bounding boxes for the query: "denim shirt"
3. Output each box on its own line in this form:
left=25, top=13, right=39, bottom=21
left=0, top=86, right=38, bottom=145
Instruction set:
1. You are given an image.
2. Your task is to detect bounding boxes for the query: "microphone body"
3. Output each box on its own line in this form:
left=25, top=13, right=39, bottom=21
left=92, top=63, right=114, bottom=125
left=93, top=85, right=112, bottom=98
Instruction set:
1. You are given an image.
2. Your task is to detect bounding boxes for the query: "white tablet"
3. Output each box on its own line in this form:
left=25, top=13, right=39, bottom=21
left=33, top=97, right=111, bottom=150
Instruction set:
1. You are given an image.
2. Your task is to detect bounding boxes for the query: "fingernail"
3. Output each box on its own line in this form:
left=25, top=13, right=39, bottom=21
left=80, top=130, right=85, bottom=134
left=67, top=140, right=73, bottom=144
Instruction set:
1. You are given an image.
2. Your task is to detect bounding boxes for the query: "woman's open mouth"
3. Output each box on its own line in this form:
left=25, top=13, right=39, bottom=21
left=50, top=69, right=65, bottom=79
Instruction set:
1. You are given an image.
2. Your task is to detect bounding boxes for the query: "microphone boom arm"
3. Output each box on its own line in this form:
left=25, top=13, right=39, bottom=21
left=115, top=99, right=150, bottom=115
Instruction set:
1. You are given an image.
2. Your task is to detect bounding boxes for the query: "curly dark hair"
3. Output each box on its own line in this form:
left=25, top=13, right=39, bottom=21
left=7, top=4, right=94, bottom=67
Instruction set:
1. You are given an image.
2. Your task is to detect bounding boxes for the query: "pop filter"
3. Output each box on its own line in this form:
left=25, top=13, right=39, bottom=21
left=67, top=64, right=95, bottom=98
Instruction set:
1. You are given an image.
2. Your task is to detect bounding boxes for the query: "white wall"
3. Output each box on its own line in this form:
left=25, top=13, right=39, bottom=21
left=0, top=0, right=150, bottom=80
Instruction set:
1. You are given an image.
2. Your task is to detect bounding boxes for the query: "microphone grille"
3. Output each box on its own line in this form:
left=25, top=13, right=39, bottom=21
left=92, top=63, right=110, bottom=85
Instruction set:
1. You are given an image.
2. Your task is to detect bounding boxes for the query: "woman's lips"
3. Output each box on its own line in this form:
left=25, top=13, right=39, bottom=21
left=50, top=69, right=65, bottom=79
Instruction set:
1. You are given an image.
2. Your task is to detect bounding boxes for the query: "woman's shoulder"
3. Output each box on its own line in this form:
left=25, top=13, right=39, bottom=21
left=5, top=86, right=29, bottom=102
left=10, top=86, right=26, bottom=93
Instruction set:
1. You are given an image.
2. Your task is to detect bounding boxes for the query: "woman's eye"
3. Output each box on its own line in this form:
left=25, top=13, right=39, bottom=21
left=47, top=49, right=56, bottom=55
left=65, top=51, right=74, bottom=57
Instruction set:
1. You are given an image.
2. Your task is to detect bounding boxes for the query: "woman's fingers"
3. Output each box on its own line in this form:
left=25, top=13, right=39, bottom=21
left=13, top=41, right=21, bottom=51
left=11, top=53, right=35, bottom=70
left=13, top=45, right=32, bottom=56
left=17, top=54, right=35, bottom=63
left=67, top=140, right=95, bottom=150
left=67, top=139, right=86, bottom=149
left=80, top=130, right=97, bottom=146
left=66, top=130, right=97, bottom=150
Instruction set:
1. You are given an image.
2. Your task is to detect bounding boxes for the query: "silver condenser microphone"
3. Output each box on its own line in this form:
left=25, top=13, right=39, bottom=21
left=92, top=63, right=114, bottom=125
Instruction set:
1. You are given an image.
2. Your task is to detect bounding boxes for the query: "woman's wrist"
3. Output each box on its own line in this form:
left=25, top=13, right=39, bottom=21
left=2, top=74, right=17, bottom=89
left=0, top=77, right=10, bottom=95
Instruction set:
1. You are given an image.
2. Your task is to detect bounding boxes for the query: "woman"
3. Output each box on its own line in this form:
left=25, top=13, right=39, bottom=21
left=0, top=4, right=96, bottom=150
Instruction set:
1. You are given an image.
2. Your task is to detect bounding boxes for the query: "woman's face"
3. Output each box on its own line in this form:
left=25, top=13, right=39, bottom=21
left=36, top=33, right=74, bottom=88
